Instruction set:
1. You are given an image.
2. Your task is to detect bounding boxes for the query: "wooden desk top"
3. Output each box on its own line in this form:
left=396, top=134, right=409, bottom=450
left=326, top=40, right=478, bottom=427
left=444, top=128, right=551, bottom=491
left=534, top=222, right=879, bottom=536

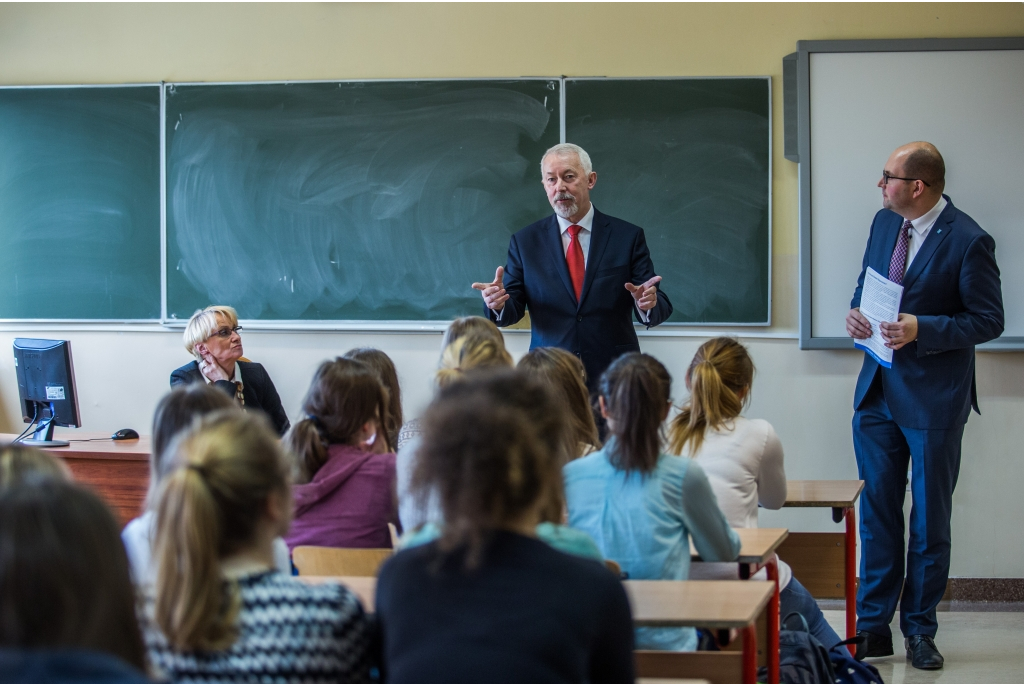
left=784, top=480, right=864, bottom=508
left=625, top=580, right=774, bottom=628
left=0, top=431, right=150, bottom=461
left=691, top=527, right=788, bottom=565
left=300, top=576, right=774, bottom=629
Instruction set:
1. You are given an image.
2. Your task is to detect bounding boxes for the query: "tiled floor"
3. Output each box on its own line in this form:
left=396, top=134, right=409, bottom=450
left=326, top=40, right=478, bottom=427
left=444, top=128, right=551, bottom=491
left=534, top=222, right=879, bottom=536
left=822, top=609, right=1024, bottom=684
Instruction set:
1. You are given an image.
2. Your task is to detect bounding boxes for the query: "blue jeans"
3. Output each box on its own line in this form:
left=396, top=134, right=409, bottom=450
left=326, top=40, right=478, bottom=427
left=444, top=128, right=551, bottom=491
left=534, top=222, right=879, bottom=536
left=780, top=576, right=842, bottom=650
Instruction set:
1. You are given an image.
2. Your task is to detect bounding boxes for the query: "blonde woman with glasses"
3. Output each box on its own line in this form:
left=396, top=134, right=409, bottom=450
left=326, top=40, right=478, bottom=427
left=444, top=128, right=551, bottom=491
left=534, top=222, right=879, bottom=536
left=170, top=305, right=290, bottom=435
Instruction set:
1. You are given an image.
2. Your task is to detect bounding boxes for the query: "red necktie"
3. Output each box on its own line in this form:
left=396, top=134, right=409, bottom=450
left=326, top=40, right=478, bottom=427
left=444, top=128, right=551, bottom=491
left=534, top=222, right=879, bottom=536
left=566, top=224, right=585, bottom=301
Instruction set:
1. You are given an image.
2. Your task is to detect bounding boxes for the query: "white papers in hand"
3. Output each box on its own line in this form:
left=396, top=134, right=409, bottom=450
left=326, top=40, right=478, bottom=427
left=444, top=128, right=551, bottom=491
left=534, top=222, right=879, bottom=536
left=854, top=267, right=903, bottom=368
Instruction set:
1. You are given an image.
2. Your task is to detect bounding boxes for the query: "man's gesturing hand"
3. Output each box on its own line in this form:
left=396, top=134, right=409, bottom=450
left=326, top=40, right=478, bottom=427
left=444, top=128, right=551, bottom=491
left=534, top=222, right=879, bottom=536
left=472, top=267, right=508, bottom=312
left=625, top=276, right=662, bottom=312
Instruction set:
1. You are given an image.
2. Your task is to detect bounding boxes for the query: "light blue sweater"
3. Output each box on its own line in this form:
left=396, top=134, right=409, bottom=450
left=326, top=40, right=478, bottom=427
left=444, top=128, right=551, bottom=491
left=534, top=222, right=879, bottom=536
left=563, top=439, right=741, bottom=651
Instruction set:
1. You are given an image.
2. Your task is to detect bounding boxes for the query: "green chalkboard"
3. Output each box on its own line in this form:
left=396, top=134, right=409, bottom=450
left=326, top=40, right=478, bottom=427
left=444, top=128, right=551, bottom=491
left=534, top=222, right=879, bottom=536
left=0, top=86, right=161, bottom=320
left=566, top=78, right=771, bottom=324
left=165, top=80, right=560, bottom=321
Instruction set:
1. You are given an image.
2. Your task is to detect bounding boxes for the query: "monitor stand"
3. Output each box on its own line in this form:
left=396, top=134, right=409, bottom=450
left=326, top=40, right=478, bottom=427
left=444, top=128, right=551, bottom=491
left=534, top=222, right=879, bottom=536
left=25, top=413, right=69, bottom=448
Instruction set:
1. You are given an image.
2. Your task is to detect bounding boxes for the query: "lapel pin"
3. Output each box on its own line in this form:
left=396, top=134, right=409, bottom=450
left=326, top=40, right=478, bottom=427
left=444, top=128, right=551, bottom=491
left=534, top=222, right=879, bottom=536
left=937, top=229, right=942, bottom=234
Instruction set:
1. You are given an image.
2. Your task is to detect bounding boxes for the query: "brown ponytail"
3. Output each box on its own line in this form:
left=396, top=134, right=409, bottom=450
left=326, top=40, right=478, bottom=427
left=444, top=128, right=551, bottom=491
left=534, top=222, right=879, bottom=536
left=668, top=337, right=754, bottom=457
left=285, top=357, right=390, bottom=483
left=598, top=353, right=672, bottom=475
left=153, top=411, right=290, bottom=652
left=342, top=348, right=404, bottom=451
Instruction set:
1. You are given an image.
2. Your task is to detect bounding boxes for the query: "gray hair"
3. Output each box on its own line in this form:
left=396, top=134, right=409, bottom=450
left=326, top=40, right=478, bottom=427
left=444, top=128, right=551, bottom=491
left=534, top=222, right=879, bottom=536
left=541, top=143, right=593, bottom=176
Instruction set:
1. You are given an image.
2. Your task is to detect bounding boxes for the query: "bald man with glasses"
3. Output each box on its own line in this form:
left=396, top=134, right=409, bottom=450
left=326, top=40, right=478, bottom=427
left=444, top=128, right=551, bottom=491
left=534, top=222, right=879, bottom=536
left=846, top=142, right=1004, bottom=670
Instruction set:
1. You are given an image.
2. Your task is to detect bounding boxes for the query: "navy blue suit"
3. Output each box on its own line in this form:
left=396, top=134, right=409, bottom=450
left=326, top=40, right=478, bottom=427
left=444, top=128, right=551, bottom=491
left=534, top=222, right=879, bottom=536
left=850, top=195, right=1003, bottom=639
left=489, top=209, right=673, bottom=390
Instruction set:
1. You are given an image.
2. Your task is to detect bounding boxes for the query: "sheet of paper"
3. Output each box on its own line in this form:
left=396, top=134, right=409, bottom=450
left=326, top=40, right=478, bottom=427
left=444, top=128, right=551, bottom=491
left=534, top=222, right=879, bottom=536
left=854, top=266, right=903, bottom=368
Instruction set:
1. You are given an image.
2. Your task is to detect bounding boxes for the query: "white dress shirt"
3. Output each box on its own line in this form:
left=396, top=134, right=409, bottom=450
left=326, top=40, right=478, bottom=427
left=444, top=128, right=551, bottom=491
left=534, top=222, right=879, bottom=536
left=902, top=196, right=947, bottom=275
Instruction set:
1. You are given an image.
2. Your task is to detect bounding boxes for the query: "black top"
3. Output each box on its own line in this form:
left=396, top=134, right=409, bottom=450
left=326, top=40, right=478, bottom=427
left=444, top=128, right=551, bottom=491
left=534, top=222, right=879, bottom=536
left=0, top=648, right=150, bottom=683
left=375, top=530, right=635, bottom=684
left=169, top=360, right=291, bottom=436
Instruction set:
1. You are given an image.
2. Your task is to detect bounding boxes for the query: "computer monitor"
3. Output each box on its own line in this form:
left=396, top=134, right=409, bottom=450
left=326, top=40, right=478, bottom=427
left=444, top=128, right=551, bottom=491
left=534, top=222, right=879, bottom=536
left=12, top=338, right=81, bottom=447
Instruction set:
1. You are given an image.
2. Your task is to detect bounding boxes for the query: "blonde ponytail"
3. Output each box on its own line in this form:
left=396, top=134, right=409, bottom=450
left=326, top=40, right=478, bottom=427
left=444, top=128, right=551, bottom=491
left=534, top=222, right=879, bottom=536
left=669, top=338, right=754, bottom=457
left=435, top=333, right=513, bottom=389
left=152, top=411, right=290, bottom=652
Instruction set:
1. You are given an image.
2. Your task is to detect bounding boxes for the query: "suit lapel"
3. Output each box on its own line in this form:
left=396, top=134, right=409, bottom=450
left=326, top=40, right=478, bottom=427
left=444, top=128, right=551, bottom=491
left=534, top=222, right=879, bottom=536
left=546, top=215, right=577, bottom=304
left=578, top=209, right=612, bottom=310
left=901, top=199, right=956, bottom=292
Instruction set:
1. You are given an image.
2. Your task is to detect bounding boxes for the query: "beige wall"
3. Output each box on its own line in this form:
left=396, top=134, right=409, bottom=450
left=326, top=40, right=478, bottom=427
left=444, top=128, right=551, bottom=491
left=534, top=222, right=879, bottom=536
left=1, top=3, right=1023, bottom=576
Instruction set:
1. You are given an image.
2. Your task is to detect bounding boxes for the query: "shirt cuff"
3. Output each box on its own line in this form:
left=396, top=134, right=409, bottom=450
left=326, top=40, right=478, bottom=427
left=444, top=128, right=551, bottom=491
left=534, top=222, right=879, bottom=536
left=636, top=303, right=650, bottom=323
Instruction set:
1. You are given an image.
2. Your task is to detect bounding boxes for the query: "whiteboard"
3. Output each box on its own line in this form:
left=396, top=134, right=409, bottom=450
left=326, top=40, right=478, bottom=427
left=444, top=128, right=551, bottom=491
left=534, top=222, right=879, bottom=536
left=797, top=40, right=1024, bottom=348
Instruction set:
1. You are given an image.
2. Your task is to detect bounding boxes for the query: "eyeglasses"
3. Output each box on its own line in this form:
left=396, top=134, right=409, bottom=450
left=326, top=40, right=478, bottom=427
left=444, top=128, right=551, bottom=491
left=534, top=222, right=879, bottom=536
left=211, top=325, right=242, bottom=339
left=881, top=171, right=931, bottom=187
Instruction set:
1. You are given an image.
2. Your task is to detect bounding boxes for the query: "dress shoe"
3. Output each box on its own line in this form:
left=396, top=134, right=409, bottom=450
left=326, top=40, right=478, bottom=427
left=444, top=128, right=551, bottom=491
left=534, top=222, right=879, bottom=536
left=906, top=634, right=944, bottom=670
left=855, top=630, right=893, bottom=659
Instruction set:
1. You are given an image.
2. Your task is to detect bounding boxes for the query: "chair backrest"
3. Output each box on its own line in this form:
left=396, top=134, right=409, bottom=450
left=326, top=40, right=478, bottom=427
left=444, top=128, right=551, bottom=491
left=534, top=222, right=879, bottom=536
left=388, top=522, right=400, bottom=548
left=292, top=546, right=393, bottom=577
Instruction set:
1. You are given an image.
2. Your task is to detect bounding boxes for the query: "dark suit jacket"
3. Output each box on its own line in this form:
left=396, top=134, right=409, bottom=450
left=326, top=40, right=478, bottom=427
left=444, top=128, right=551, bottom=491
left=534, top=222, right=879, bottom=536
left=851, top=195, right=1003, bottom=429
left=490, top=209, right=673, bottom=390
left=170, top=360, right=291, bottom=436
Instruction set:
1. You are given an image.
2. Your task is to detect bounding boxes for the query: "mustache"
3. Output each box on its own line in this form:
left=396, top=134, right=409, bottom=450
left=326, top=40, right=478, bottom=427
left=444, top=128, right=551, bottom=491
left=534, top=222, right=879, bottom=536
left=554, top=192, right=576, bottom=202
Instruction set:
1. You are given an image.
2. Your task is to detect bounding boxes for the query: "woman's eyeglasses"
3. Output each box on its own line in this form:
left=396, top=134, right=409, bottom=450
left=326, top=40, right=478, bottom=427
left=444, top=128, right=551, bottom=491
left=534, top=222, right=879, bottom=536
left=211, top=325, right=243, bottom=339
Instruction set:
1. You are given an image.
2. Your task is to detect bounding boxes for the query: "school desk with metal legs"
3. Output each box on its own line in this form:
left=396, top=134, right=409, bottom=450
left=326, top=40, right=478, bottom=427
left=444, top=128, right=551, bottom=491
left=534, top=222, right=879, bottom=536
left=300, top=576, right=775, bottom=684
left=782, top=480, right=865, bottom=651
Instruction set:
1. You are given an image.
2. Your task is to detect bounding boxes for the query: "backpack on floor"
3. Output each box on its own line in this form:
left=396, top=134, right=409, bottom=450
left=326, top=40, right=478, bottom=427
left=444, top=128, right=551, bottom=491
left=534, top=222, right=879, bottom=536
left=759, top=612, right=837, bottom=684
left=829, top=637, right=884, bottom=684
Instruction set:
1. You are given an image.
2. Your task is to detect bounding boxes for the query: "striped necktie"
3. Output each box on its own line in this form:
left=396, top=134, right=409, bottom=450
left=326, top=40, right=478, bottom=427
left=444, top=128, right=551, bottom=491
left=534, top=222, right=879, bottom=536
left=888, top=220, right=913, bottom=285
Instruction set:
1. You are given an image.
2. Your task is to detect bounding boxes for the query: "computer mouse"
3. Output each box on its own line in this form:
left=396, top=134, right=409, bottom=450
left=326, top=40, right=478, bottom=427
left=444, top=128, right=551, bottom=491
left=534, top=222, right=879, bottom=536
left=112, top=428, right=140, bottom=441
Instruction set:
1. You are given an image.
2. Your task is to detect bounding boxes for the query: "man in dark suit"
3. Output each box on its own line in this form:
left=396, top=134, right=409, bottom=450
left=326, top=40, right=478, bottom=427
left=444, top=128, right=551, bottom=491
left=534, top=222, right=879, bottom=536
left=473, top=144, right=673, bottom=391
left=846, top=142, right=1003, bottom=670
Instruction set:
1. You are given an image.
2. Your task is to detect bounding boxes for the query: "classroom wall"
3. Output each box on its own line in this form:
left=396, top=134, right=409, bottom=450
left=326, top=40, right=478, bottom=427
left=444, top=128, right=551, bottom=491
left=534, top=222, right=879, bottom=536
left=1, top=2, right=1023, bottom=577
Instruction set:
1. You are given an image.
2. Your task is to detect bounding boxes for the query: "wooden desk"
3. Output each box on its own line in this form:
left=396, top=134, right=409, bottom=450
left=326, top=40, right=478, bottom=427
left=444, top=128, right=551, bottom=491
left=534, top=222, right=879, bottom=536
left=1, top=430, right=150, bottom=525
left=301, top=576, right=773, bottom=684
left=691, top=526, right=787, bottom=683
left=783, top=480, right=864, bottom=646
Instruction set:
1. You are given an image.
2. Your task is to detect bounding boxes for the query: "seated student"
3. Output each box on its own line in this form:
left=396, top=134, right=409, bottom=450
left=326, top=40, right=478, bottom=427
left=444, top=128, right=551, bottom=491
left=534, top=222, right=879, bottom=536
left=285, top=357, right=399, bottom=550
left=397, top=332, right=513, bottom=530
left=564, top=353, right=741, bottom=652
left=395, top=315, right=506, bottom=450
left=0, top=479, right=150, bottom=682
left=121, top=385, right=291, bottom=584
left=0, top=442, right=70, bottom=487
left=517, top=346, right=601, bottom=460
left=397, top=371, right=602, bottom=561
left=343, top=347, right=403, bottom=451
left=376, top=374, right=635, bottom=683
left=669, top=337, right=842, bottom=649
left=143, top=411, right=372, bottom=682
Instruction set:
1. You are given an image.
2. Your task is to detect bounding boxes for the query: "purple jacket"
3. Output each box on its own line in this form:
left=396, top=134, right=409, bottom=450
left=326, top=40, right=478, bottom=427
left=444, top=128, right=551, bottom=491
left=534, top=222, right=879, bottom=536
left=286, top=443, right=398, bottom=550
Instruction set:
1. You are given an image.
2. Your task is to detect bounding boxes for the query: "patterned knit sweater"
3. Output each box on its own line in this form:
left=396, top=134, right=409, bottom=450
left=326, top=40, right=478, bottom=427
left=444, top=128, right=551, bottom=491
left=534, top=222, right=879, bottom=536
left=143, top=571, right=372, bottom=683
